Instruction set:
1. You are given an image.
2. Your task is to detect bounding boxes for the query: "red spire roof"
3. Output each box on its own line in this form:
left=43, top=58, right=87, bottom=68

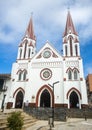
left=25, top=15, right=36, bottom=40
left=63, top=11, right=78, bottom=37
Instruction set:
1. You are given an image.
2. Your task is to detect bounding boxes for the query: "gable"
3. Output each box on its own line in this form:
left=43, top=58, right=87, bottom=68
left=32, top=41, right=62, bottom=62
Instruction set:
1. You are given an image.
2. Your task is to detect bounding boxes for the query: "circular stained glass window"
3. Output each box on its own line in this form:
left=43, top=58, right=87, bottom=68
left=40, top=68, right=52, bottom=80
left=43, top=50, right=51, bottom=58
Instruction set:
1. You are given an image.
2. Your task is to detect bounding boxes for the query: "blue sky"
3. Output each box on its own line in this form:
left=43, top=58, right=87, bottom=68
left=0, top=0, right=92, bottom=77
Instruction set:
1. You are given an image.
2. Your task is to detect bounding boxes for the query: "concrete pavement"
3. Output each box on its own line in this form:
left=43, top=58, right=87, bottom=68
left=26, top=118, right=92, bottom=130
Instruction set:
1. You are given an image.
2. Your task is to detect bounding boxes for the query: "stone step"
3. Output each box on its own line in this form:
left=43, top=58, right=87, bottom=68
left=0, top=120, right=7, bottom=126
left=23, top=120, right=36, bottom=129
left=24, top=119, right=37, bottom=124
left=0, top=109, right=37, bottom=130
left=0, top=125, right=8, bottom=130
left=0, top=120, right=36, bottom=130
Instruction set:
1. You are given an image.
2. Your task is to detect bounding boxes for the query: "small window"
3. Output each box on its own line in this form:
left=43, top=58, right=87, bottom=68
left=65, top=45, right=67, bottom=56
left=18, top=72, right=22, bottom=81
left=19, top=49, right=22, bottom=59
left=28, top=48, right=31, bottom=58
left=74, top=70, right=78, bottom=80
left=69, top=37, right=73, bottom=56
left=23, top=71, right=27, bottom=81
left=75, top=45, right=78, bottom=56
left=24, top=41, right=27, bottom=59
left=68, top=70, right=72, bottom=80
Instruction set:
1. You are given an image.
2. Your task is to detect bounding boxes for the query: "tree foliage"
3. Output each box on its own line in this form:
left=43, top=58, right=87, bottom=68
left=7, top=111, right=23, bottom=130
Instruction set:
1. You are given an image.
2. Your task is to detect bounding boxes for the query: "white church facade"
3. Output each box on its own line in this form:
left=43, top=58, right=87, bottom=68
left=0, top=11, right=88, bottom=110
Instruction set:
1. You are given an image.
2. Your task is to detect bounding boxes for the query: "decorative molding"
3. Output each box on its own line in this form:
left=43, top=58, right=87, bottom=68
left=80, top=78, right=83, bottom=81
left=18, top=63, right=28, bottom=69
left=65, top=61, right=79, bottom=67
left=36, top=53, right=42, bottom=59
left=66, top=87, right=82, bottom=99
left=66, top=67, right=79, bottom=73
left=63, top=78, right=66, bottom=81
left=12, top=79, right=15, bottom=81
left=52, top=52, right=58, bottom=58
left=13, top=87, right=25, bottom=98
left=32, top=61, right=62, bottom=68
left=40, top=68, right=52, bottom=81
left=36, top=85, right=54, bottom=107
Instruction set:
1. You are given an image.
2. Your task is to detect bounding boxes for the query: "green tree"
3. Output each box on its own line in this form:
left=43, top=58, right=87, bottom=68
left=7, top=111, right=23, bottom=130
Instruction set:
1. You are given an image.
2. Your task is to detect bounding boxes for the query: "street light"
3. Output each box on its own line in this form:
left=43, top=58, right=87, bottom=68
left=48, top=81, right=59, bottom=127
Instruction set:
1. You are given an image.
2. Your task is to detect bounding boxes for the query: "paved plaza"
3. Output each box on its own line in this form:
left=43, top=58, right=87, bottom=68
left=26, top=118, right=92, bottom=130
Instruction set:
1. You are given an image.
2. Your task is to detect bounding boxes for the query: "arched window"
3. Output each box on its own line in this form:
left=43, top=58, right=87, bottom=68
left=65, top=45, right=67, bottom=56
left=24, top=40, right=28, bottom=59
left=28, top=48, right=31, bottom=58
left=23, top=71, right=27, bottom=81
left=68, top=70, right=72, bottom=80
left=74, top=70, right=78, bottom=80
left=69, top=37, right=73, bottom=56
left=19, top=49, right=22, bottom=59
left=75, top=45, right=78, bottom=56
left=18, top=71, right=22, bottom=81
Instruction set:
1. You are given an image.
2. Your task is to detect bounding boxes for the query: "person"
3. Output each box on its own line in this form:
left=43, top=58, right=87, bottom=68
left=76, top=103, right=79, bottom=108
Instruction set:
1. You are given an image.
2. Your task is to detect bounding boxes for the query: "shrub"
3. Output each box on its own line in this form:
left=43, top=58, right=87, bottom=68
left=7, top=111, right=23, bottom=130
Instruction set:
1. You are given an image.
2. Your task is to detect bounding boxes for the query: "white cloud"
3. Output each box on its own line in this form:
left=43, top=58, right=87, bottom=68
left=0, top=0, right=92, bottom=47
left=0, top=0, right=92, bottom=74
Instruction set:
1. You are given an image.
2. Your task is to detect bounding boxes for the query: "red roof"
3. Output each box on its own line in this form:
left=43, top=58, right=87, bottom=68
left=63, top=11, right=78, bottom=37
left=24, top=16, right=36, bottom=40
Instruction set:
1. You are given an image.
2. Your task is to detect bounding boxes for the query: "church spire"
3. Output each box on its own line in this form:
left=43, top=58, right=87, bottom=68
left=63, top=11, right=80, bottom=57
left=17, top=15, right=36, bottom=61
left=63, top=11, right=78, bottom=37
left=25, top=14, right=36, bottom=40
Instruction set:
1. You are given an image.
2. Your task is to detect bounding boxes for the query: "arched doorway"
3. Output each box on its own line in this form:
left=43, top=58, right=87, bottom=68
left=40, top=89, right=51, bottom=107
left=69, top=91, right=79, bottom=108
left=15, top=91, right=24, bottom=108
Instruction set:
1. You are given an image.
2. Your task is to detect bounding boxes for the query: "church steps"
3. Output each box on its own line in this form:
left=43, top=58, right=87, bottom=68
left=0, top=109, right=37, bottom=130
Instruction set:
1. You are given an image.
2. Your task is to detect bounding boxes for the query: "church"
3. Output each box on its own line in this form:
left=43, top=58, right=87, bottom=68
left=0, top=11, right=88, bottom=110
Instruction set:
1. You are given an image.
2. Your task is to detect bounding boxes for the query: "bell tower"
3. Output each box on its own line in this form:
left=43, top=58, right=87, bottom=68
left=62, top=11, right=88, bottom=109
left=63, top=11, right=80, bottom=57
left=17, top=15, right=36, bottom=61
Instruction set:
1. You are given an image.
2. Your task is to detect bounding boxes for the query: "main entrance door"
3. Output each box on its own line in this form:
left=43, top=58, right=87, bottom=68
left=69, top=91, right=79, bottom=108
left=15, top=91, right=24, bottom=108
left=40, top=89, right=51, bottom=107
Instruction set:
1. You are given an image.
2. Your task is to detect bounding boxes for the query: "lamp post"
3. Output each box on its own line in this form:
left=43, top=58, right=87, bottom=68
left=48, top=81, right=59, bottom=127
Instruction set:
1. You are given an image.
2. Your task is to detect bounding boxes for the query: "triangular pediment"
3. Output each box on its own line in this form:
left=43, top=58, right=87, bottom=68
left=36, top=46, right=58, bottom=59
left=32, top=41, right=62, bottom=61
